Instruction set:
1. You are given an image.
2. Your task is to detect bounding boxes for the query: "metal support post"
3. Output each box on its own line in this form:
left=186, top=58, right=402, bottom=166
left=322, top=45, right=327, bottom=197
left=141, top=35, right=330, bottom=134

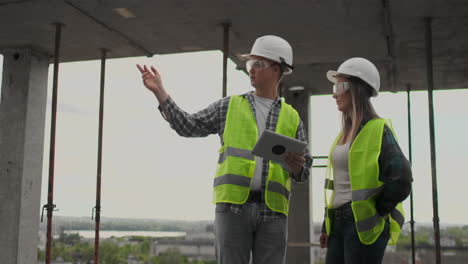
left=92, top=49, right=108, bottom=264
left=424, top=17, right=441, bottom=264
left=43, top=22, right=63, bottom=264
left=222, top=23, right=230, bottom=97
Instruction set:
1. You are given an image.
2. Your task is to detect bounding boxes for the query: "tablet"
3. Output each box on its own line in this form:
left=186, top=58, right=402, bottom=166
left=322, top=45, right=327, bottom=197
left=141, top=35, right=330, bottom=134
left=251, top=130, right=307, bottom=164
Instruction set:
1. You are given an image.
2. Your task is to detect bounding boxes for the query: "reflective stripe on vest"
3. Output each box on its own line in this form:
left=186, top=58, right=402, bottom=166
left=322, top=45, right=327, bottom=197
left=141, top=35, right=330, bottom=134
left=324, top=179, right=334, bottom=190
left=218, top=147, right=255, bottom=164
left=391, top=207, right=404, bottom=228
left=388, top=203, right=405, bottom=245
left=213, top=95, right=300, bottom=215
left=352, top=186, right=384, bottom=201
left=324, top=118, right=405, bottom=245
left=213, top=174, right=251, bottom=188
left=267, top=180, right=290, bottom=198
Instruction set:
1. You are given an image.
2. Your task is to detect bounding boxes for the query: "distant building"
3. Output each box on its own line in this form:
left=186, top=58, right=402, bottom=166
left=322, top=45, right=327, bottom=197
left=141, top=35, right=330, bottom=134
left=428, top=236, right=457, bottom=247
left=151, top=237, right=215, bottom=261
left=38, top=258, right=72, bottom=264
left=116, top=236, right=144, bottom=247
left=185, top=230, right=215, bottom=241
left=462, top=238, right=468, bottom=247
left=127, top=255, right=140, bottom=264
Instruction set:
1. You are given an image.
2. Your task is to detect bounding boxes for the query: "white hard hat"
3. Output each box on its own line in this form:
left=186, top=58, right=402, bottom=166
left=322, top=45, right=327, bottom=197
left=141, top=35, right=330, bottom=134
left=242, top=35, right=294, bottom=75
left=327, top=57, right=380, bottom=96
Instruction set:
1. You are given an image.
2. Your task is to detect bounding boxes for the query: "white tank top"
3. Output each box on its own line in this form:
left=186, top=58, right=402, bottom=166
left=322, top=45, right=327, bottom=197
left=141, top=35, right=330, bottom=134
left=331, top=141, right=352, bottom=208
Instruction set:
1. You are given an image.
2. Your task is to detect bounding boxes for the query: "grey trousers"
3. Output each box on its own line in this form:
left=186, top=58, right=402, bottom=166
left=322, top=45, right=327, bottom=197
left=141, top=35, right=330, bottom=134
left=214, top=202, right=288, bottom=264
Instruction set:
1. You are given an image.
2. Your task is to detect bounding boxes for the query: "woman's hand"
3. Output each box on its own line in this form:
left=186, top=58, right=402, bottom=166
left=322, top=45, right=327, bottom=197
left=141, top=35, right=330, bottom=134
left=319, top=232, right=328, bottom=248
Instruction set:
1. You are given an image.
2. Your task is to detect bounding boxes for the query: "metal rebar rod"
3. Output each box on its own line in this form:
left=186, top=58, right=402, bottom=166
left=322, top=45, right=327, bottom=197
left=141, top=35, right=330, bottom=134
left=93, top=49, right=107, bottom=264
left=222, top=23, right=230, bottom=98
left=45, top=22, right=63, bottom=264
left=407, top=84, right=416, bottom=264
left=424, top=17, right=441, bottom=264
left=311, top=165, right=327, bottom=168
left=312, top=156, right=328, bottom=159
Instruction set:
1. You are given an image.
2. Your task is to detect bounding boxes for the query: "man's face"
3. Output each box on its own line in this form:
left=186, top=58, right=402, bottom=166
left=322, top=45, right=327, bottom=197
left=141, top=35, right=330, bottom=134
left=246, top=56, right=279, bottom=88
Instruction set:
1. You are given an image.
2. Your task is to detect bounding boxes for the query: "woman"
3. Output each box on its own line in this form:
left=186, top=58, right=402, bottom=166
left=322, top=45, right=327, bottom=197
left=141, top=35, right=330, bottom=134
left=319, top=57, right=412, bottom=264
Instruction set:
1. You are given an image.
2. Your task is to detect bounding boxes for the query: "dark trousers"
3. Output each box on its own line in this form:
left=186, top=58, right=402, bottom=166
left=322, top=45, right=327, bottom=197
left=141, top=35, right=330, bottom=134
left=325, top=203, right=390, bottom=264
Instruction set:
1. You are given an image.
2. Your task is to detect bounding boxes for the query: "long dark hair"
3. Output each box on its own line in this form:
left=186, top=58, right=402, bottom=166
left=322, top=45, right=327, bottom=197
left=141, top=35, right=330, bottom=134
left=340, top=76, right=379, bottom=143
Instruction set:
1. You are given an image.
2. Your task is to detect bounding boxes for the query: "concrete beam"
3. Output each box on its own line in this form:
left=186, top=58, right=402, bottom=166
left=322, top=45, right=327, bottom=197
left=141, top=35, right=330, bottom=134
left=284, top=88, right=312, bottom=264
left=0, top=48, right=49, bottom=263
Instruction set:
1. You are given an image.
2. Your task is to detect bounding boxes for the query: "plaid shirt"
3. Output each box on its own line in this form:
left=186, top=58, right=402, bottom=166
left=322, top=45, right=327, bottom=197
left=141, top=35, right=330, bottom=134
left=159, top=91, right=312, bottom=221
left=375, top=124, right=413, bottom=216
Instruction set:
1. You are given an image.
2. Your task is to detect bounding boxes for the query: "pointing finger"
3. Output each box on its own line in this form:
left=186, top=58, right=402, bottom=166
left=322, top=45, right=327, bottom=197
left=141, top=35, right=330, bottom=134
left=136, top=64, right=145, bottom=73
left=150, top=66, right=159, bottom=76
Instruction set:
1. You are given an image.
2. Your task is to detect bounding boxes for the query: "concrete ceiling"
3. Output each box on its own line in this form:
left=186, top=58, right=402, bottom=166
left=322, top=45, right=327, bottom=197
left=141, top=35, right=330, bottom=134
left=1, top=0, right=467, bottom=95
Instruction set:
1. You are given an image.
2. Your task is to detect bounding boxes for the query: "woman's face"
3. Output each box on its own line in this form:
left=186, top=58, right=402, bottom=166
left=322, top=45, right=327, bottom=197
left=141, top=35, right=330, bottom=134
left=332, top=76, right=353, bottom=113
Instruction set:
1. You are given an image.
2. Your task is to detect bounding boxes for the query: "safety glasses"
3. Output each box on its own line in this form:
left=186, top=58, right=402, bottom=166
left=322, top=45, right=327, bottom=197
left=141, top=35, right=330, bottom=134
left=246, top=59, right=273, bottom=72
left=333, top=82, right=351, bottom=94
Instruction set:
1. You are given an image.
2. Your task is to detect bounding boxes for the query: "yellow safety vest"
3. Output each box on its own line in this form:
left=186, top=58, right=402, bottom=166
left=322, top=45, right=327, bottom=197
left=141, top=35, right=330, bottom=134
left=214, top=95, right=300, bottom=215
left=324, top=118, right=405, bottom=245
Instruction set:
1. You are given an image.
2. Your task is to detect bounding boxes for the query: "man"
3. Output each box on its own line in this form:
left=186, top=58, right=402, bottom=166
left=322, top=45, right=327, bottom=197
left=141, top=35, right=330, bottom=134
left=137, top=35, right=312, bottom=264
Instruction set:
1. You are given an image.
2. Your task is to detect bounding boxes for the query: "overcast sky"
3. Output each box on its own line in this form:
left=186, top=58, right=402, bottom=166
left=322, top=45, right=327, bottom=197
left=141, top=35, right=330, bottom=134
left=1, top=51, right=467, bottom=225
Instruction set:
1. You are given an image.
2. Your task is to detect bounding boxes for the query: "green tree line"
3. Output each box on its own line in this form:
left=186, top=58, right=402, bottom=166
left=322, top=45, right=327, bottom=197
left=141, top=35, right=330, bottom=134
left=38, top=233, right=216, bottom=264
left=397, top=225, right=468, bottom=249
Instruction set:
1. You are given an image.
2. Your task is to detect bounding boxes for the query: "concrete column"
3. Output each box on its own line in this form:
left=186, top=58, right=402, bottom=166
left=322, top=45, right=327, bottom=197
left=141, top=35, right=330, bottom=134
left=0, top=48, right=49, bottom=264
left=284, top=88, right=311, bottom=264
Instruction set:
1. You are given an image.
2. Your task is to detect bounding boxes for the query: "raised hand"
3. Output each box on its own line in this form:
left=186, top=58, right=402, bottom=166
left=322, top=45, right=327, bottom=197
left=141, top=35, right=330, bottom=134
left=137, top=64, right=168, bottom=104
left=137, top=64, right=164, bottom=93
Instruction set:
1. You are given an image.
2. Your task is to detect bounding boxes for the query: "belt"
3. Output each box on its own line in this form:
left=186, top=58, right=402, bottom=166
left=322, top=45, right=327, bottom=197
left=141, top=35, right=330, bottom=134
left=329, top=202, right=353, bottom=219
left=247, top=191, right=262, bottom=203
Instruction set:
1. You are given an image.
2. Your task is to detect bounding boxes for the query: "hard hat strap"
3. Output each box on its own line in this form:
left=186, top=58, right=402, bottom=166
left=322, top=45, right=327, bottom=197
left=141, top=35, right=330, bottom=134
left=279, top=57, right=294, bottom=70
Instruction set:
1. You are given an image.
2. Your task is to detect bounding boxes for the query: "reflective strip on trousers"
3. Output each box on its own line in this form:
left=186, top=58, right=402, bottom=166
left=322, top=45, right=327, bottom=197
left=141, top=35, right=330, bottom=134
left=391, top=208, right=404, bottom=228
left=352, top=186, right=384, bottom=201
left=218, top=146, right=255, bottom=164
left=267, top=181, right=290, bottom=199
left=356, top=213, right=381, bottom=232
left=214, top=174, right=251, bottom=188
